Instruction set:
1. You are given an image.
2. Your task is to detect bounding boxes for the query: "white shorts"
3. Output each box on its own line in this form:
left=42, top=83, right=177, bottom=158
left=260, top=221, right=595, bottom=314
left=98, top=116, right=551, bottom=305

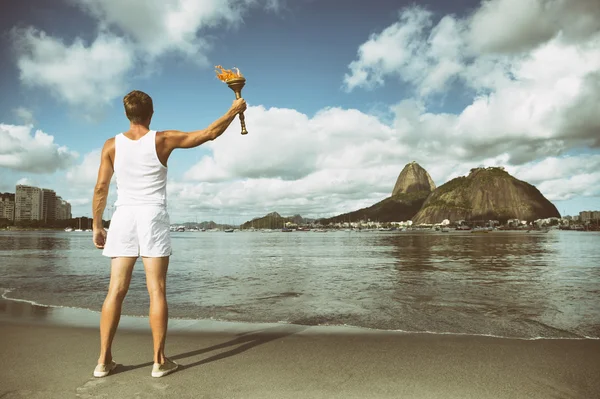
left=102, top=206, right=172, bottom=258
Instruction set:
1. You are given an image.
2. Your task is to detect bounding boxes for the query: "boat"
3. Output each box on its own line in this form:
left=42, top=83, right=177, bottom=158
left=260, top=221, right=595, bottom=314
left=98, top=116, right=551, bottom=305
left=64, top=227, right=73, bottom=232
left=224, top=228, right=234, bottom=233
left=282, top=221, right=292, bottom=232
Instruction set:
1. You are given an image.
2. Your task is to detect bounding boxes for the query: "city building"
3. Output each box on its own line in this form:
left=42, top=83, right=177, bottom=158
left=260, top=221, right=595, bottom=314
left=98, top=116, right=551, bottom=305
left=0, top=192, right=15, bottom=222
left=12, top=185, right=72, bottom=224
left=580, top=211, right=600, bottom=222
left=42, top=189, right=57, bottom=223
left=55, top=196, right=72, bottom=220
left=74, top=217, right=92, bottom=230
left=15, top=185, right=42, bottom=222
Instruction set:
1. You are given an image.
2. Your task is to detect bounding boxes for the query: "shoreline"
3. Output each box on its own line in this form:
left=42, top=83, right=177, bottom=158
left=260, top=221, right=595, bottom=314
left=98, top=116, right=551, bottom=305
left=2, top=290, right=598, bottom=341
left=1, top=296, right=600, bottom=398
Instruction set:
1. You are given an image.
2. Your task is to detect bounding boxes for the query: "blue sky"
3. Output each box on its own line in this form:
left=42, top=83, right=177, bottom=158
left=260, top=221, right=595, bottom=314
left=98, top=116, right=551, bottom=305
left=1, top=0, right=599, bottom=223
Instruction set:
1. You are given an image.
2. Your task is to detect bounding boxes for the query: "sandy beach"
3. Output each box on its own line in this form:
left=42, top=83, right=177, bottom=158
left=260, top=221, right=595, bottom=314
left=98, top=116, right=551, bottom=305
left=1, top=298, right=599, bottom=399
left=0, top=300, right=600, bottom=399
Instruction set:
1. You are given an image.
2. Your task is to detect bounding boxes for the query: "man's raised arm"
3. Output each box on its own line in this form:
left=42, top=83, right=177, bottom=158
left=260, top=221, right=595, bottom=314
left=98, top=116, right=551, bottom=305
left=163, top=98, right=247, bottom=150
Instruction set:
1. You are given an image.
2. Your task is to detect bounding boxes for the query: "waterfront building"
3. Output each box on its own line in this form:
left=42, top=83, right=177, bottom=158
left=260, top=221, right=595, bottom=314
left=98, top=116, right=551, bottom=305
left=13, top=185, right=72, bottom=223
left=15, top=185, right=42, bottom=222
left=0, top=192, right=15, bottom=222
left=42, top=189, right=57, bottom=223
left=55, top=196, right=72, bottom=220
left=580, top=211, right=600, bottom=222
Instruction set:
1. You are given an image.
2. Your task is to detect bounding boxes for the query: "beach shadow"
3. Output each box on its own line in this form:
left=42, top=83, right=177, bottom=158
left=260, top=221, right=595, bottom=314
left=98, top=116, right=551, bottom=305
left=112, top=325, right=307, bottom=375
left=174, top=325, right=307, bottom=371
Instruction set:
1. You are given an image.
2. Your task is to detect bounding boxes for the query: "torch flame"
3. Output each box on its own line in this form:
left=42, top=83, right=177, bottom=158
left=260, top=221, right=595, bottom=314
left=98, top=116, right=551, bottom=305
left=215, top=65, right=243, bottom=82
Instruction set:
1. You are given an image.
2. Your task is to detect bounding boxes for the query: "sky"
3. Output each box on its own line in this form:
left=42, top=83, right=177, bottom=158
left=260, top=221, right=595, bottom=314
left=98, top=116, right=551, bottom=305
left=1, top=0, right=599, bottom=224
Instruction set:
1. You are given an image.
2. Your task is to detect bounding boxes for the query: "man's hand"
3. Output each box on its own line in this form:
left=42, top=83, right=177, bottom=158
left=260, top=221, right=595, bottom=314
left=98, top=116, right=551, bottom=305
left=231, top=98, right=247, bottom=114
left=93, top=227, right=107, bottom=249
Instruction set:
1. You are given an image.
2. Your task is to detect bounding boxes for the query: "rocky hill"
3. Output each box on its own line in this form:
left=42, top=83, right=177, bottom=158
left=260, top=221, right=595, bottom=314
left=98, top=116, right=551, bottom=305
left=411, top=167, right=561, bottom=224
left=318, top=191, right=430, bottom=224
left=392, top=161, right=436, bottom=195
left=320, top=162, right=435, bottom=224
left=241, top=212, right=314, bottom=229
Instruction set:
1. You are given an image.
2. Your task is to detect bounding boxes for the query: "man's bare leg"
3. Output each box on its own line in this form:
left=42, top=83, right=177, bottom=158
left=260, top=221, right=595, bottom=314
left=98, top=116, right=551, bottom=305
left=98, top=256, right=137, bottom=365
left=142, top=256, right=170, bottom=364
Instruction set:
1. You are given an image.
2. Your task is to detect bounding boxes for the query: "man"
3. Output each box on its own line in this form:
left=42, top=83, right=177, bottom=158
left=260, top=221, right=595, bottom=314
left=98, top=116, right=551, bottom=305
left=91, top=90, right=247, bottom=378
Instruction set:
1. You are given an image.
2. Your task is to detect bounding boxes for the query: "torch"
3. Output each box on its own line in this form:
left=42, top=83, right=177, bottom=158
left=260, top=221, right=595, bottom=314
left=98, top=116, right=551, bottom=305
left=215, top=65, right=248, bottom=135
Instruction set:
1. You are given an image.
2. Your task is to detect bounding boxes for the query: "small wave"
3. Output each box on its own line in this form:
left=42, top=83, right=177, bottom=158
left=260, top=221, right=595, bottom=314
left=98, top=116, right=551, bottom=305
left=1, top=288, right=598, bottom=341
left=255, top=292, right=302, bottom=300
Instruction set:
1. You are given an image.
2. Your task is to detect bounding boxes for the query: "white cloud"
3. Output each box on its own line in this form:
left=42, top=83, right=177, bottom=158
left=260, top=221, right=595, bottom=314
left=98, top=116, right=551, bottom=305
left=68, top=198, right=92, bottom=207
left=0, top=124, right=78, bottom=173
left=469, top=0, right=600, bottom=53
left=345, top=2, right=600, bottom=95
left=13, top=28, right=134, bottom=111
left=171, top=99, right=600, bottom=222
left=12, top=0, right=279, bottom=111
left=343, top=1, right=600, bottom=167
left=63, top=148, right=118, bottom=217
left=70, top=0, right=263, bottom=60
left=16, top=177, right=36, bottom=186
left=12, top=107, right=35, bottom=125
left=535, top=173, right=600, bottom=201
left=183, top=105, right=403, bottom=183
left=507, top=154, right=600, bottom=201
left=66, top=149, right=102, bottom=186
left=343, top=7, right=437, bottom=93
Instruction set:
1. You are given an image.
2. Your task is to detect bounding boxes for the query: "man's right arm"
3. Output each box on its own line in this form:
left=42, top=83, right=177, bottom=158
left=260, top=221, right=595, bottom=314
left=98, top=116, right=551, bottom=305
left=163, top=98, right=246, bottom=150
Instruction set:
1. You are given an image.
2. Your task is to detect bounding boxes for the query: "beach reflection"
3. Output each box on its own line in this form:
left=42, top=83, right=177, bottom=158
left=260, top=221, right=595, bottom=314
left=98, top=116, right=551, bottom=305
left=0, top=297, right=50, bottom=321
left=376, top=231, right=598, bottom=337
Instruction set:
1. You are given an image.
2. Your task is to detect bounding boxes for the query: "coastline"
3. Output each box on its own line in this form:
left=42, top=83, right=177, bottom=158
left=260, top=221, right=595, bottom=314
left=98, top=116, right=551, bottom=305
left=1, top=296, right=599, bottom=398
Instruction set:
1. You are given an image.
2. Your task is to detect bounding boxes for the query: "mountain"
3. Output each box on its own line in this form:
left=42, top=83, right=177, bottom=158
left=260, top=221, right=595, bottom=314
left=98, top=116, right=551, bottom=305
left=392, top=161, right=436, bottom=196
left=320, top=162, right=435, bottom=224
left=318, top=191, right=430, bottom=224
left=411, top=167, right=561, bottom=224
left=240, top=212, right=314, bottom=229
left=181, top=221, right=231, bottom=229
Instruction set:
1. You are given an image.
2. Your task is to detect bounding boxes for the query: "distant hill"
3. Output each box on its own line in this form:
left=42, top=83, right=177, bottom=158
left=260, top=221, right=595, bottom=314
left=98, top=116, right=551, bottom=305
left=320, top=162, right=435, bottom=224
left=181, top=221, right=234, bottom=229
left=318, top=190, right=430, bottom=224
left=240, top=212, right=314, bottom=229
left=412, top=167, right=561, bottom=224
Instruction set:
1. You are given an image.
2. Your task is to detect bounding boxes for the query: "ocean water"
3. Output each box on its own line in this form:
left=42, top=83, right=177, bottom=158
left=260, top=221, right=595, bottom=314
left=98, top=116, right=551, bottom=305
left=0, top=229, right=598, bottom=339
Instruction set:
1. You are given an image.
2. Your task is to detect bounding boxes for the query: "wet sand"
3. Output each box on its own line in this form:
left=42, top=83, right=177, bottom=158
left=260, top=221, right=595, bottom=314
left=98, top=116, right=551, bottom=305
left=0, top=298, right=599, bottom=399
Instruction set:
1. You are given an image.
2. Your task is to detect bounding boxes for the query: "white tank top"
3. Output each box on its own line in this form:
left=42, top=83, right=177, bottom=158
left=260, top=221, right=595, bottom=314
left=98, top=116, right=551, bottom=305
left=113, top=130, right=167, bottom=207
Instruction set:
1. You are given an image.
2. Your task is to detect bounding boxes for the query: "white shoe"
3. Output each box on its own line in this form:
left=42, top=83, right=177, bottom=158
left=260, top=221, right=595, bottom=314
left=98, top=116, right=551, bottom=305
left=152, top=358, right=179, bottom=378
left=93, top=361, right=117, bottom=377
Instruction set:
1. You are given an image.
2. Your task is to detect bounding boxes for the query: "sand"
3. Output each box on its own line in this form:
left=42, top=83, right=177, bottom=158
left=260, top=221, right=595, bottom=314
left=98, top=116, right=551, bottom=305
left=0, top=298, right=599, bottom=399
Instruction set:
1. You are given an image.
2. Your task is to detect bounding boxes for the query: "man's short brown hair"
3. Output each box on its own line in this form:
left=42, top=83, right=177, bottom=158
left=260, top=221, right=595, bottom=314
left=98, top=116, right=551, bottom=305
left=123, top=90, right=153, bottom=123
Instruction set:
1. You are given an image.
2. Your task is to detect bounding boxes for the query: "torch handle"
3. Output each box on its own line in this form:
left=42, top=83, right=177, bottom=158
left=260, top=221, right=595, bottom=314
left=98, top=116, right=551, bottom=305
left=234, top=90, right=248, bottom=135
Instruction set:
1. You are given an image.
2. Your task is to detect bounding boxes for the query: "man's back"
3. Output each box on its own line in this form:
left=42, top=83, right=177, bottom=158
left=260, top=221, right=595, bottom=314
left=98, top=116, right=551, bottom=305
left=113, top=130, right=167, bottom=207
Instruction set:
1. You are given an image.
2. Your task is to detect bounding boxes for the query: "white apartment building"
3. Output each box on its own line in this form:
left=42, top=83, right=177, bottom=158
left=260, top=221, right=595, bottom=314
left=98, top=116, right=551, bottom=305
left=15, top=185, right=42, bottom=222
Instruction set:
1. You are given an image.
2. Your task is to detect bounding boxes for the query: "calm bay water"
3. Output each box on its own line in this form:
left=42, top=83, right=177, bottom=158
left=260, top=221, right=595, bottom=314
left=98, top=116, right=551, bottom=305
left=0, top=229, right=598, bottom=339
